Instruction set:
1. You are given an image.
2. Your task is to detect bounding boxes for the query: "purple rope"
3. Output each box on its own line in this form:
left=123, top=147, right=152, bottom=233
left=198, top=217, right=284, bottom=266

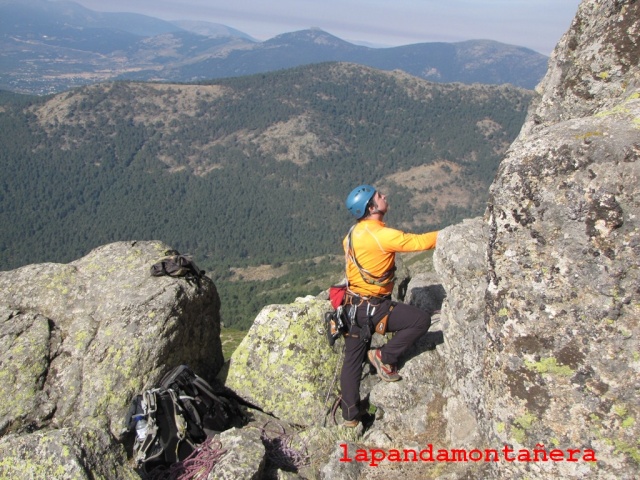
left=258, top=421, right=310, bottom=471
left=145, top=422, right=309, bottom=478
left=147, top=438, right=227, bottom=480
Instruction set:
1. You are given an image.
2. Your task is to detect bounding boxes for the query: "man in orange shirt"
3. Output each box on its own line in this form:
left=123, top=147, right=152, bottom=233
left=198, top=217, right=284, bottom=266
left=340, top=184, right=439, bottom=428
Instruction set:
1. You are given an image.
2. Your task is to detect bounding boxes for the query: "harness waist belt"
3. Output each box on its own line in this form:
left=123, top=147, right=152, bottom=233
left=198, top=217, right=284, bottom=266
left=345, top=292, right=391, bottom=306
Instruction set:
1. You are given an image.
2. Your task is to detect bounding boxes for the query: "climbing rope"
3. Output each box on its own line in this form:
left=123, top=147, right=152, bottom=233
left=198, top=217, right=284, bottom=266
left=321, top=339, right=346, bottom=427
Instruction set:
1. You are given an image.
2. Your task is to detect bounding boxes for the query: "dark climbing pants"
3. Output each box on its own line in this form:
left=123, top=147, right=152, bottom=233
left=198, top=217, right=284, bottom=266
left=340, top=298, right=431, bottom=421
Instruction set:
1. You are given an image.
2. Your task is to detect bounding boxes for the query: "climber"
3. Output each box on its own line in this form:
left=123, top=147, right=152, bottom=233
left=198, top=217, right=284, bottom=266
left=340, top=184, right=439, bottom=428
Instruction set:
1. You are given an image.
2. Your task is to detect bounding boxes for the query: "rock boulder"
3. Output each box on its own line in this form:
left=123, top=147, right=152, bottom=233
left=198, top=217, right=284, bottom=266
left=0, top=241, right=223, bottom=477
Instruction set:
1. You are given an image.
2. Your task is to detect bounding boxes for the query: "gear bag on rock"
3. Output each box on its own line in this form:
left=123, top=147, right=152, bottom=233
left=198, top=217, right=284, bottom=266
left=150, top=250, right=205, bottom=280
left=124, top=365, right=244, bottom=475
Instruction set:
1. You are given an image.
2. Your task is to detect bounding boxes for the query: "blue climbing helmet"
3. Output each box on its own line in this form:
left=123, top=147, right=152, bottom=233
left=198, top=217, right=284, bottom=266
left=346, top=184, right=376, bottom=219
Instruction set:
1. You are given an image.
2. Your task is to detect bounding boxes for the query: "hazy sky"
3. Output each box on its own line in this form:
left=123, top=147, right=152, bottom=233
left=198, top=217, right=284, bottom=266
left=68, top=0, right=583, bottom=55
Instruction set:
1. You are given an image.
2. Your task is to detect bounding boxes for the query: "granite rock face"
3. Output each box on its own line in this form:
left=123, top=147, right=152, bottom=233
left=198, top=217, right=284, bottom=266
left=520, top=0, right=640, bottom=134
left=484, top=0, right=640, bottom=477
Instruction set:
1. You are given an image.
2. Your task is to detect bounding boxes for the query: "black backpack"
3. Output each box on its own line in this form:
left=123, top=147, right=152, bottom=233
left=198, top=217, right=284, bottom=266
left=124, top=365, right=243, bottom=475
left=150, top=250, right=205, bottom=281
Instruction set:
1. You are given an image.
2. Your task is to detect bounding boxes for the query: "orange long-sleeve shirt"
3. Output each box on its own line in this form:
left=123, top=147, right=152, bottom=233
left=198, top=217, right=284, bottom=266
left=343, top=219, right=438, bottom=297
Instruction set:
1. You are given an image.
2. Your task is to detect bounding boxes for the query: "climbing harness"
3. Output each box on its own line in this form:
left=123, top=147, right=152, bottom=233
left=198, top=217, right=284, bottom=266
left=346, top=225, right=396, bottom=287
left=344, top=291, right=395, bottom=338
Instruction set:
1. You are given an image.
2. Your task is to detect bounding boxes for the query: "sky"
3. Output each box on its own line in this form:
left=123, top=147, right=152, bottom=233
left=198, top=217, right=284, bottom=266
left=68, top=0, right=583, bottom=55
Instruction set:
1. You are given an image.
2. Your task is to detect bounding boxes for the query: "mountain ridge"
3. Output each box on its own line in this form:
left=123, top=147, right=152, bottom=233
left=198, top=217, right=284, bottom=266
left=0, top=0, right=548, bottom=94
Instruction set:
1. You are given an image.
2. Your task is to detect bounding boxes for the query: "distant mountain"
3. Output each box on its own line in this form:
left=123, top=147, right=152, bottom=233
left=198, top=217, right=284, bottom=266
left=170, top=20, right=258, bottom=41
left=0, top=0, right=548, bottom=94
left=0, top=0, right=183, bottom=37
left=165, top=29, right=546, bottom=89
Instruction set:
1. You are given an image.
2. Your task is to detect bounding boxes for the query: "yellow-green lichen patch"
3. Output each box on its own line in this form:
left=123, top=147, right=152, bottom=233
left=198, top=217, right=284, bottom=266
left=0, top=315, right=50, bottom=423
left=514, top=412, right=537, bottom=430
left=595, top=105, right=629, bottom=118
left=524, top=356, right=573, bottom=377
left=614, top=439, right=640, bottom=464
left=508, top=412, right=537, bottom=445
left=44, top=268, right=78, bottom=296
left=575, top=131, right=603, bottom=140
left=587, top=405, right=640, bottom=465
left=613, top=403, right=636, bottom=430
left=511, top=426, right=526, bottom=444
left=0, top=430, right=85, bottom=479
left=594, top=92, right=640, bottom=120
left=613, top=404, right=628, bottom=418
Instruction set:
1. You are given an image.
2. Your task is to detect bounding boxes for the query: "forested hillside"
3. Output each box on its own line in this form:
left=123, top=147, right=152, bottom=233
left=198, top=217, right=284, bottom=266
left=0, top=62, right=533, bottom=327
